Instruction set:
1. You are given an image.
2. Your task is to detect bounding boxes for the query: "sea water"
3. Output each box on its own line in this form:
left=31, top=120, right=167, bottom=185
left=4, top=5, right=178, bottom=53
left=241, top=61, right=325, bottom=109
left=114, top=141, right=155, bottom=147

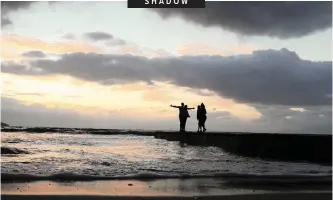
left=1, top=131, right=331, bottom=180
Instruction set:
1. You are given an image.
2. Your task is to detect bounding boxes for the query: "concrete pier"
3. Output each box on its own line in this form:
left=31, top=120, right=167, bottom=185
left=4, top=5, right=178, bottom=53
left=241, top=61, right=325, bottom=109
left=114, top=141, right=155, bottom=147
left=154, top=131, right=332, bottom=165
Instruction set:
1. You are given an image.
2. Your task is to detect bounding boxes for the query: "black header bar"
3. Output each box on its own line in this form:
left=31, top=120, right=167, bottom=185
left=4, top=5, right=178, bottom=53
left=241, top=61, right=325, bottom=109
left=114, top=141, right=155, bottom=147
left=128, top=0, right=205, bottom=8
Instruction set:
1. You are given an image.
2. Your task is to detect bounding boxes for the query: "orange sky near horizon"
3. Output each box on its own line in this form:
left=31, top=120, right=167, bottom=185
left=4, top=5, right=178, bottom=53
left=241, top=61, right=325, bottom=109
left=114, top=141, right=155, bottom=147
left=1, top=33, right=263, bottom=121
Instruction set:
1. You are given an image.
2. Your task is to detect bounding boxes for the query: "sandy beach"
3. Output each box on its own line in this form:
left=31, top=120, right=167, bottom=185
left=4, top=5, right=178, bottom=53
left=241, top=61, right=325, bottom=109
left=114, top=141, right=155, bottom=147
left=1, top=193, right=332, bottom=200
left=2, top=178, right=332, bottom=200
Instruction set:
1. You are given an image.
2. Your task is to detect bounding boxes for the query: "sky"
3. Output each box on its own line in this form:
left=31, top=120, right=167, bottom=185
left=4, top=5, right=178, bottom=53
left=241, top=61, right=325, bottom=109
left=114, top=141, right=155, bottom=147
left=1, top=1, right=332, bottom=133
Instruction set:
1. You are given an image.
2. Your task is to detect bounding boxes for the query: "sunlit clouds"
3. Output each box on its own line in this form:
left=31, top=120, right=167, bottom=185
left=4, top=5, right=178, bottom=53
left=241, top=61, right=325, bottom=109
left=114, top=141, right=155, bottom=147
left=2, top=73, right=262, bottom=121
left=290, top=108, right=307, bottom=112
left=1, top=33, right=104, bottom=61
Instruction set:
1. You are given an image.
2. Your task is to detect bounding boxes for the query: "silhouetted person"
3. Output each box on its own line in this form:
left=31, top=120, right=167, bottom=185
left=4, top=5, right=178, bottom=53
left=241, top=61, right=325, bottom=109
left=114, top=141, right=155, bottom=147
left=170, top=103, right=185, bottom=131
left=182, top=105, right=194, bottom=132
left=170, top=103, right=194, bottom=132
left=197, top=105, right=202, bottom=132
left=199, top=103, right=207, bottom=132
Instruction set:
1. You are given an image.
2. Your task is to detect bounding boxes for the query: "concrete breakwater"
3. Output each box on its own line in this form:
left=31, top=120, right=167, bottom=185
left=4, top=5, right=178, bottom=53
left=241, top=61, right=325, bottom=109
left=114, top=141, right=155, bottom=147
left=154, top=131, right=332, bottom=165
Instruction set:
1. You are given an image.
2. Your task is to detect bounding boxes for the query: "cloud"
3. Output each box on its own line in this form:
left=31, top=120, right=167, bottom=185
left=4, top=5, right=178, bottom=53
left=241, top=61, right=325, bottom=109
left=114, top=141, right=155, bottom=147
left=1, top=1, right=34, bottom=27
left=21, top=51, right=46, bottom=58
left=117, top=45, right=143, bottom=55
left=62, top=33, right=76, bottom=40
left=250, top=104, right=332, bottom=134
left=12, top=92, right=44, bottom=97
left=106, top=39, right=127, bottom=46
left=186, top=89, right=215, bottom=97
left=1, top=33, right=104, bottom=60
left=0, top=96, right=176, bottom=129
left=1, top=17, right=12, bottom=27
left=178, top=43, right=261, bottom=56
left=207, top=104, right=332, bottom=134
left=116, top=44, right=171, bottom=58
left=2, top=71, right=262, bottom=121
left=84, top=32, right=114, bottom=41
left=2, top=96, right=331, bottom=133
left=290, top=107, right=307, bottom=112
left=150, top=2, right=332, bottom=39
left=1, top=1, right=60, bottom=27
left=2, top=48, right=332, bottom=106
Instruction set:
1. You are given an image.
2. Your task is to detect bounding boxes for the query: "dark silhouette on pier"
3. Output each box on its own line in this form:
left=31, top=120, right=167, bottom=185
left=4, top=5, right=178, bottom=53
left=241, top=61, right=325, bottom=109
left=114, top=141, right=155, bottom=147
left=170, top=103, right=194, bottom=132
left=197, top=103, right=207, bottom=133
left=197, top=105, right=201, bottom=132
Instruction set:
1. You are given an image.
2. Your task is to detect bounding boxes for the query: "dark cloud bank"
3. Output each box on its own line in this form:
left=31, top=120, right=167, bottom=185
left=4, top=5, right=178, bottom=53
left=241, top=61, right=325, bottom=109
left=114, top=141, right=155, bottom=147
left=83, top=31, right=127, bottom=45
left=2, top=2, right=331, bottom=40
left=1, top=1, right=57, bottom=27
left=84, top=32, right=114, bottom=41
left=21, top=51, right=46, bottom=58
left=2, top=48, right=332, bottom=133
left=150, top=2, right=332, bottom=38
left=3, top=48, right=331, bottom=106
left=1, top=1, right=35, bottom=27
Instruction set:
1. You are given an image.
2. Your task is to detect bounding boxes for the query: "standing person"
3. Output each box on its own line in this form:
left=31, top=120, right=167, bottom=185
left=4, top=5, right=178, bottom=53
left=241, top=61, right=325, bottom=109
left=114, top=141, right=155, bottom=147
left=182, top=105, right=194, bottom=132
left=196, top=105, right=202, bottom=132
left=170, top=103, right=185, bottom=131
left=170, top=103, right=194, bottom=132
left=199, top=103, right=207, bottom=132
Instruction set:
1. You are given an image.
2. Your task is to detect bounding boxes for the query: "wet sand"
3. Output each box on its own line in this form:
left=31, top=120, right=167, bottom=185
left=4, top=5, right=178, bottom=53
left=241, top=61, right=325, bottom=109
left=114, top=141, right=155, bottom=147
left=2, top=178, right=332, bottom=200
left=2, top=193, right=332, bottom=200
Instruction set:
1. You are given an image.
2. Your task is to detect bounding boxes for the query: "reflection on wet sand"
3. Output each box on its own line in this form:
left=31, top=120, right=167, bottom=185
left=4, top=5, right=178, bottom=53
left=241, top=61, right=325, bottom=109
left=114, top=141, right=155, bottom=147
left=2, top=179, right=273, bottom=196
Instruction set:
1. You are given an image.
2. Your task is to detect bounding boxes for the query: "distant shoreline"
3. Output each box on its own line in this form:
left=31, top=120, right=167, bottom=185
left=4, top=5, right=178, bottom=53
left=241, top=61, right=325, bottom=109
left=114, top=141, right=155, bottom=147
left=1, top=126, right=331, bottom=136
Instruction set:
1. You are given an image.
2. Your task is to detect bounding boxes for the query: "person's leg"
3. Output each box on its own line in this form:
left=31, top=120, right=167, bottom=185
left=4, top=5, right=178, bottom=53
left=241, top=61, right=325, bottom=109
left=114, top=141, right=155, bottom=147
left=203, top=115, right=207, bottom=132
left=198, top=118, right=203, bottom=132
left=183, top=118, right=188, bottom=132
left=181, top=117, right=186, bottom=131
left=179, top=116, right=182, bottom=131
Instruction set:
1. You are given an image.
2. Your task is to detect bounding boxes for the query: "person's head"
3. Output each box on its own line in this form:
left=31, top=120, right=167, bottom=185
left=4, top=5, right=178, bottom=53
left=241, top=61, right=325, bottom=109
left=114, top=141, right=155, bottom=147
left=197, top=105, right=201, bottom=109
left=184, top=105, right=188, bottom=109
left=201, top=103, right=205, bottom=108
left=181, top=102, right=184, bottom=107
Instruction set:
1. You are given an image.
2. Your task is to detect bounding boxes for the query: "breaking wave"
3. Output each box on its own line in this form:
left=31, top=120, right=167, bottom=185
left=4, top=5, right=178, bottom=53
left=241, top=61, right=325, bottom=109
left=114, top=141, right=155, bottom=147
left=1, top=147, right=29, bottom=155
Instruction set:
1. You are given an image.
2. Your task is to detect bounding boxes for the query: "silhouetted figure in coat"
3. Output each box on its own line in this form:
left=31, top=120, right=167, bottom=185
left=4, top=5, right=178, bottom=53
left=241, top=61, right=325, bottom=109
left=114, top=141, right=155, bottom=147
left=170, top=103, right=194, bottom=132
left=197, top=105, right=202, bottom=132
left=199, top=103, right=207, bottom=132
left=182, top=105, right=194, bottom=131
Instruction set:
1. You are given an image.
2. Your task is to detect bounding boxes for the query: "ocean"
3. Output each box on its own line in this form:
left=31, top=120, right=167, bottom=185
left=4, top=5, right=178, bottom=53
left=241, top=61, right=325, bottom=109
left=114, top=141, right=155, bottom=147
left=1, top=129, right=332, bottom=181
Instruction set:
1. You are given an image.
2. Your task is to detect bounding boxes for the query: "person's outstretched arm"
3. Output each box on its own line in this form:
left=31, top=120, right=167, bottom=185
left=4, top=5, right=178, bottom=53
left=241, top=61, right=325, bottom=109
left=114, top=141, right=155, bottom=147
left=187, top=107, right=195, bottom=110
left=170, top=105, right=180, bottom=108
